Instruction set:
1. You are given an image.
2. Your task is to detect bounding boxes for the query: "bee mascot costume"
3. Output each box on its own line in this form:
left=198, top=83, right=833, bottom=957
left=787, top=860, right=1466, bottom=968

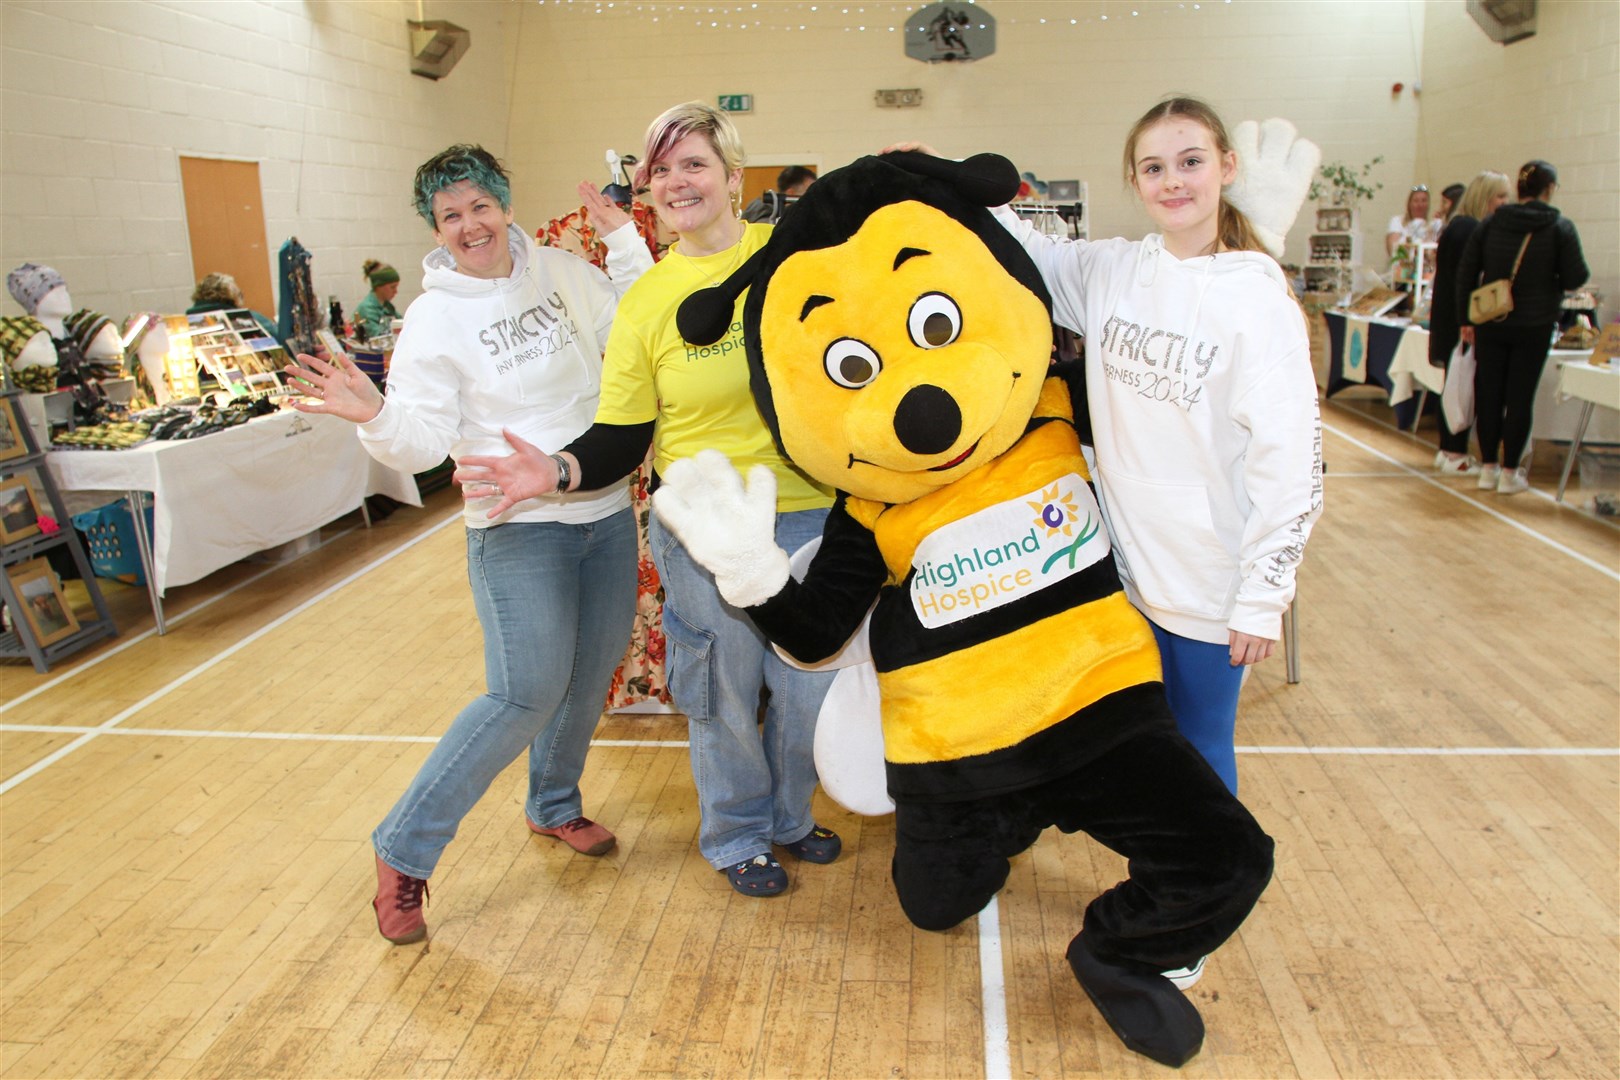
left=653, top=151, right=1273, bottom=1069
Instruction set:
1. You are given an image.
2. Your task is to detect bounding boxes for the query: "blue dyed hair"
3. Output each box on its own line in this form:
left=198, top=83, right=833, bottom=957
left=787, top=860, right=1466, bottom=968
left=412, top=144, right=512, bottom=226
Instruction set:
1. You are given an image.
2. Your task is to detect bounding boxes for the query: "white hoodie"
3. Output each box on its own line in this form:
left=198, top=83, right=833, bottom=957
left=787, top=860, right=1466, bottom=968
left=996, top=209, right=1323, bottom=644
left=358, top=222, right=653, bottom=528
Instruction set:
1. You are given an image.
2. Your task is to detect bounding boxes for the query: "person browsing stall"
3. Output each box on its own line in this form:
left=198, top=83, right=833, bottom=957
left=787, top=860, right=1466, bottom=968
left=285, top=144, right=653, bottom=945
left=1456, top=159, right=1589, bottom=495
left=1429, top=171, right=1511, bottom=475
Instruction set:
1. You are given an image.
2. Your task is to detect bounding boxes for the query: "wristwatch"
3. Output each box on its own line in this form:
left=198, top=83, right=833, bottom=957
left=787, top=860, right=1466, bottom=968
left=550, top=454, right=572, bottom=493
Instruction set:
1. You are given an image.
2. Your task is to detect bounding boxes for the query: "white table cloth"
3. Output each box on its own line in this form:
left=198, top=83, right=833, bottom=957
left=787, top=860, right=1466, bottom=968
left=46, top=410, right=420, bottom=596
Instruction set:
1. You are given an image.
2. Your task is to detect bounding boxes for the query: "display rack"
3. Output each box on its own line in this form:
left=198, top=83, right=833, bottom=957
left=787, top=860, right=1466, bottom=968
left=1011, top=189, right=1089, bottom=240
left=1305, top=205, right=1361, bottom=297
left=162, top=310, right=288, bottom=400
left=0, top=386, right=116, bottom=672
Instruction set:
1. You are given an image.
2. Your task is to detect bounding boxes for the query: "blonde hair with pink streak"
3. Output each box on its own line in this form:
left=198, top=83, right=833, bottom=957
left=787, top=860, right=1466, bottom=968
left=633, top=101, right=745, bottom=191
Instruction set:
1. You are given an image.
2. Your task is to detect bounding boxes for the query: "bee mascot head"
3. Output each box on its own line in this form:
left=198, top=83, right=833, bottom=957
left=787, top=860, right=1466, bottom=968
left=677, top=151, right=1057, bottom=504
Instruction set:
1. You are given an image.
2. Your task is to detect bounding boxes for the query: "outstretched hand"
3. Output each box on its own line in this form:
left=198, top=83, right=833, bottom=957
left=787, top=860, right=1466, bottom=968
left=283, top=351, right=384, bottom=424
left=578, top=180, right=632, bottom=236
left=453, top=429, right=562, bottom=519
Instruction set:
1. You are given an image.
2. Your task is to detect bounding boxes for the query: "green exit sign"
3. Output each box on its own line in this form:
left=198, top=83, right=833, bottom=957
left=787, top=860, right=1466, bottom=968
left=717, top=94, right=753, bottom=113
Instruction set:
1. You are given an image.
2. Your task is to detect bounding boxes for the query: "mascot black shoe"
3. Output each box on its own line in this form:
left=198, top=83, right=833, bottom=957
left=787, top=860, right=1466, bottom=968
left=652, top=150, right=1274, bottom=1068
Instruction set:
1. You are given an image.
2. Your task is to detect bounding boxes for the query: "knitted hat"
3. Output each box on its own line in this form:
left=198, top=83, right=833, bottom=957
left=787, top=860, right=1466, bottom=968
left=7, top=263, right=66, bottom=316
left=65, top=308, right=114, bottom=356
left=365, top=260, right=400, bottom=288
left=0, top=316, right=50, bottom=368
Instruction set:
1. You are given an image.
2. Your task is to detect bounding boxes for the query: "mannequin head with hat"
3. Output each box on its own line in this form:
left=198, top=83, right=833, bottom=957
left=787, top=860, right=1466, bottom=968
left=7, top=263, right=73, bottom=338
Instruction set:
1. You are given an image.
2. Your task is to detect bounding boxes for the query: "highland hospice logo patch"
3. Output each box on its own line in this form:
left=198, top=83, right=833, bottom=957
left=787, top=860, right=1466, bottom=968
left=909, top=473, right=1108, bottom=628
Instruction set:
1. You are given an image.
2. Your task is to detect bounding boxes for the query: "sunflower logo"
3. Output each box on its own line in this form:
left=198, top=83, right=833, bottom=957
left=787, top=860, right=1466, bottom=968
left=1027, top=483, right=1082, bottom=538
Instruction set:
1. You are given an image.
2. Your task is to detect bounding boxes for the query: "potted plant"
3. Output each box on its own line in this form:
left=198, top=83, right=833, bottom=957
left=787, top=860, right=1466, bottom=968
left=1308, top=156, right=1384, bottom=207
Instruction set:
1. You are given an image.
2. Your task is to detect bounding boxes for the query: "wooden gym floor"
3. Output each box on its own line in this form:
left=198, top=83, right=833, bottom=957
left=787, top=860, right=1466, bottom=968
left=1, top=395, right=1616, bottom=1080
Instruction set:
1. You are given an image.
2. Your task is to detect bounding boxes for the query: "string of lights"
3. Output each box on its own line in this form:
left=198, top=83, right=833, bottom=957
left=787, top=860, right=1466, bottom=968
left=528, top=0, right=1234, bottom=34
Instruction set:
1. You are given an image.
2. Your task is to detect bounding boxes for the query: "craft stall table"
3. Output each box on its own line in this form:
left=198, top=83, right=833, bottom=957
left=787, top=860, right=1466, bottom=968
left=1322, top=311, right=1444, bottom=429
left=46, top=410, right=421, bottom=634
left=1322, top=310, right=1596, bottom=444
left=1553, top=360, right=1620, bottom=502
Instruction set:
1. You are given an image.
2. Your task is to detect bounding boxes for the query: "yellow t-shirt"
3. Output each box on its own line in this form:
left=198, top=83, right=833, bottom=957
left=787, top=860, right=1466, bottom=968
left=596, top=222, right=831, bottom=512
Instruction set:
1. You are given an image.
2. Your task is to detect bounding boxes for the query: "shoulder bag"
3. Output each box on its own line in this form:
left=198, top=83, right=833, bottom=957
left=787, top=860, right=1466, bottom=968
left=1468, top=230, right=1533, bottom=324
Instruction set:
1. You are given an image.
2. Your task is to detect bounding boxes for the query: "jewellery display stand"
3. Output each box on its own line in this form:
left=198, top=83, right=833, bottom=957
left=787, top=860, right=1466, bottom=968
left=0, top=387, right=117, bottom=671
left=1305, top=205, right=1361, bottom=299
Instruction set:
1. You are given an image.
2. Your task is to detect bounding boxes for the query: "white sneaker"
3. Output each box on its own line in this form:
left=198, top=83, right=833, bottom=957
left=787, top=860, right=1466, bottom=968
left=1477, top=464, right=1502, bottom=490
left=1435, top=452, right=1480, bottom=476
left=1161, top=955, right=1208, bottom=991
left=1497, top=465, right=1530, bottom=495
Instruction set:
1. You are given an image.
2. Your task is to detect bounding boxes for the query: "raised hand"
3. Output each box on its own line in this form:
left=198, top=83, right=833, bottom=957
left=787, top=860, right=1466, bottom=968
left=652, top=449, right=790, bottom=608
left=283, top=351, right=384, bottom=424
left=578, top=180, right=632, bottom=236
left=1224, top=118, right=1322, bottom=259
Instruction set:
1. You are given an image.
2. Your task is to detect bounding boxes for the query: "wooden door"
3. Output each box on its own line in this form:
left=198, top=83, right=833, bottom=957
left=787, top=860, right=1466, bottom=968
left=178, top=156, right=275, bottom=316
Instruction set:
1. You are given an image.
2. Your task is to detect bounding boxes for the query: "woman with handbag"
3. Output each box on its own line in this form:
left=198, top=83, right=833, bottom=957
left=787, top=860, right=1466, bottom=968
left=1457, top=160, right=1589, bottom=495
left=1429, top=171, right=1511, bottom=474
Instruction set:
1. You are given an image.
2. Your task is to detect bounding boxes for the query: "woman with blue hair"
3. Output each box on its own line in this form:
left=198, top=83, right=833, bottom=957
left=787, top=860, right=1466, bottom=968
left=286, top=143, right=653, bottom=944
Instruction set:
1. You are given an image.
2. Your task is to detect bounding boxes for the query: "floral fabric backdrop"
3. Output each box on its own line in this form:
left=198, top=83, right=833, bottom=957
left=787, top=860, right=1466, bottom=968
left=538, top=204, right=672, bottom=709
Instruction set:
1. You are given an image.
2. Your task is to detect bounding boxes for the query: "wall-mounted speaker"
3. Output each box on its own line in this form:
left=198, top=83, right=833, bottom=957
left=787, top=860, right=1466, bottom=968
left=1466, top=0, right=1537, bottom=44
left=408, top=19, right=470, bottom=80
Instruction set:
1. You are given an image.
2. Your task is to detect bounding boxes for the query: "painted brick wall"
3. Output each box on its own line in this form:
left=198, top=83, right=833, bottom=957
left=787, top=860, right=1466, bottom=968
left=2, top=0, right=1610, bottom=330
left=506, top=0, right=1434, bottom=269
left=0, top=0, right=514, bottom=326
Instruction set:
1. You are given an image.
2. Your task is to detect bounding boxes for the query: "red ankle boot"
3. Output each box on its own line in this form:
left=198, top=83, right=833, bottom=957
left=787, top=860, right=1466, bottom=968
left=372, top=854, right=429, bottom=944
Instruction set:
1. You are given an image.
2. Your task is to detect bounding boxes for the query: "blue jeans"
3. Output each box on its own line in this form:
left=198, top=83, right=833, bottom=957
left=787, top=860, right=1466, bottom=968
left=650, top=507, right=835, bottom=869
left=1149, top=621, right=1245, bottom=795
left=373, top=510, right=637, bottom=879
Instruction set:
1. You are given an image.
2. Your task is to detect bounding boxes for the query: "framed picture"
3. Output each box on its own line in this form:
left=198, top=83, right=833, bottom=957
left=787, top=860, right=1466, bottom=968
left=0, top=396, right=27, bottom=464
left=8, top=557, right=78, bottom=646
left=0, top=475, right=43, bottom=544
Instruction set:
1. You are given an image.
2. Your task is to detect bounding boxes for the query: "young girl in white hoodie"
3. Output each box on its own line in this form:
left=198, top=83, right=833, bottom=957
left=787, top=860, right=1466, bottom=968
left=989, top=97, right=1323, bottom=794
left=287, top=145, right=653, bottom=944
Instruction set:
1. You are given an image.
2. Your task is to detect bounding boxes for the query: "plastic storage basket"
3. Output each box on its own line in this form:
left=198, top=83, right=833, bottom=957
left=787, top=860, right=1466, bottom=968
left=71, top=500, right=152, bottom=585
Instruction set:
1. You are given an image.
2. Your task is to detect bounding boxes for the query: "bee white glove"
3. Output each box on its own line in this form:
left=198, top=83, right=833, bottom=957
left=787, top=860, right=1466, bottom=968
left=652, top=448, right=790, bottom=608
left=1224, top=118, right=1322, bottom=260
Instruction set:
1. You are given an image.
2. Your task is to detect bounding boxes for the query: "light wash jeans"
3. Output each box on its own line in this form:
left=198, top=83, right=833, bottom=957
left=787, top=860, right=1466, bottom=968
left=650, top=508, right=835, bottom=869
left=373, top=510, right=637, bottom=879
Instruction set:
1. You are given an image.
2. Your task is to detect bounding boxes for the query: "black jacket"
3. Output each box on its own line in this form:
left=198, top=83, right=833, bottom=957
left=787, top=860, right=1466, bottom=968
left=1456, top=201, right=1589, bottom=328
left=1429, top=214, right=1479, bottom=361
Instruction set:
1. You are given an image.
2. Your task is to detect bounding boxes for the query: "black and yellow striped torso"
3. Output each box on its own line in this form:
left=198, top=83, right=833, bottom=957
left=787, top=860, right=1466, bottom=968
left=845, top=378, right=1170, bottom=802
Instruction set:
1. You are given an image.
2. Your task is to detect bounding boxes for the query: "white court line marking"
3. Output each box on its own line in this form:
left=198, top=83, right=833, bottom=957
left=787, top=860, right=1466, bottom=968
left=1323, top=419, right=1620, bottom=581
left=1242, top=745, right=1618, bottom=756
left=979, top=896, right=1012, bottom=1080
left=3, top=726, right=1612, bottom=756
left=0, top=524, right=361, bottom=716
left=0, top=511, right=464, bottom=797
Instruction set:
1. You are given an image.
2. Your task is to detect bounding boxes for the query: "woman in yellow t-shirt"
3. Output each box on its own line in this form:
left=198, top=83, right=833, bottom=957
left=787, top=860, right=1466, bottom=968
left=456, top=102, right=840, bottom=898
